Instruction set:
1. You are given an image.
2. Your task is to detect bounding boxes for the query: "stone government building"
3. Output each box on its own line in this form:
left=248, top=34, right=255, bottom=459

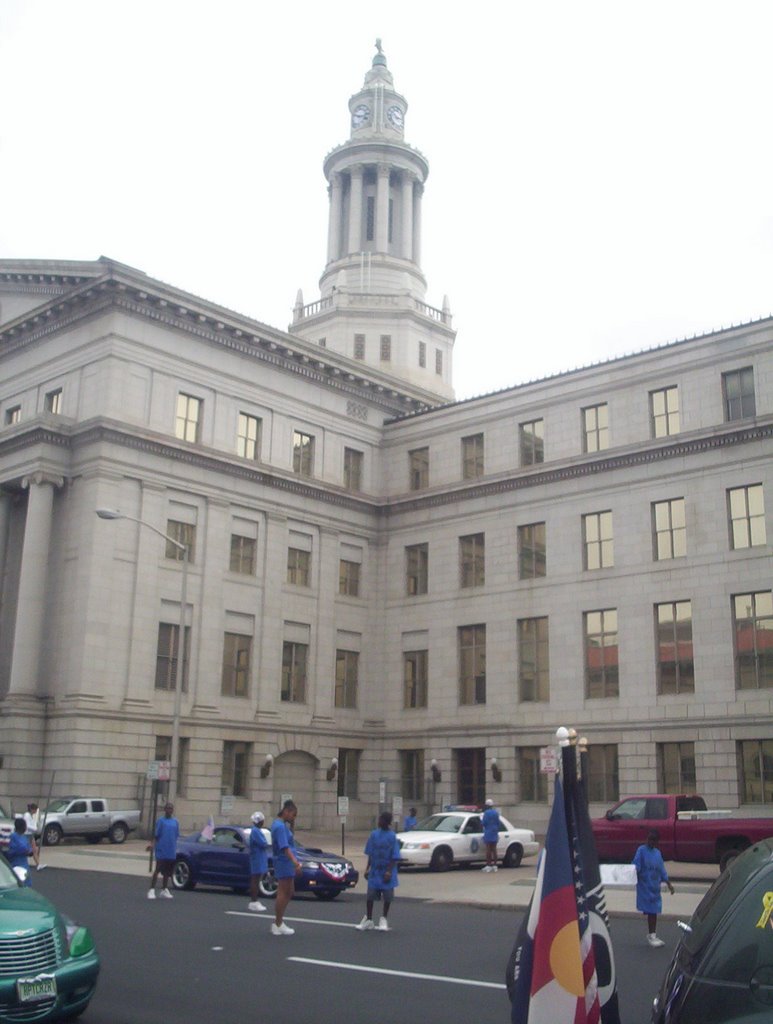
left=0, top=45, right=771, bottom=832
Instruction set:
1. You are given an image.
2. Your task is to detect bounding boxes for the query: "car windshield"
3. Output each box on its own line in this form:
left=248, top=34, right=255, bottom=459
left=0, top=858, right=20, bottom=889
left=44, top=799, right=73, bottom=813
left=413, top=814, right=464, bottom=833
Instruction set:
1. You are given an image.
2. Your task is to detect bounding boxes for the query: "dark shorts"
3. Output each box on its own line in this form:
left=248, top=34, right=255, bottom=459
left=156, top=858, right=175, bottom=874
left=366, top=885, right=395, bottom=902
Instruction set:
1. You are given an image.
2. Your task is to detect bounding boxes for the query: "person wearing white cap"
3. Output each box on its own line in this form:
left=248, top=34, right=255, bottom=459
left=247, top=811, right=269, bottom=912
left=481, top=798, right=501, bottom=872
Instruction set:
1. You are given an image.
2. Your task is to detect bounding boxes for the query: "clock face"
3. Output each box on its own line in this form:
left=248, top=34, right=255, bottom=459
left=387, top=105, right=404, bottom=130
left=351, top=104, right=370, bottom=128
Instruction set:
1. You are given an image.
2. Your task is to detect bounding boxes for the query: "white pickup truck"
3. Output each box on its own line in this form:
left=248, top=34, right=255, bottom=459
left=41, top=797, right=141, bottom=846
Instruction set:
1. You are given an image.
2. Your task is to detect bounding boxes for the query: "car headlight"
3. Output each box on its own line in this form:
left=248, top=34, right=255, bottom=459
left=403, top=842, right=432, bottom=851
left=63, top=918, right=95, bottom=957
left=304, top=860, right=319, bottom=869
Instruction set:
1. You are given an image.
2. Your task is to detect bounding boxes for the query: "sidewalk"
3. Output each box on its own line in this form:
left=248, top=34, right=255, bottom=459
left=35, top=831, right=716, bottom=921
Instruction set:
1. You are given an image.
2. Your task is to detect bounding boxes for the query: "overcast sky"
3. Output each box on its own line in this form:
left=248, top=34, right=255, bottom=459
left=2, top=2, right=773, bottom=400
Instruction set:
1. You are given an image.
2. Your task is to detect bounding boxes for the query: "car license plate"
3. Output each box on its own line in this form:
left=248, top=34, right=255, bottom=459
left=17, top=975, right=57, bottom=1003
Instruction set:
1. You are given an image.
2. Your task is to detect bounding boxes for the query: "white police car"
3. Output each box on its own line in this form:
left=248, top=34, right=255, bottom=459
left=396, top=807, right=539, bottom=871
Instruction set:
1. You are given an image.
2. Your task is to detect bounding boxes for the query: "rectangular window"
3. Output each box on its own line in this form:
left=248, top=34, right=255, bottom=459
left=222, top=741, right=250, bottom=797
left=584, top=609, right=619, bottom=698
left=388, top=197, right=394, bottom=243
left=459, top=624, right=486, bottom=705
left=418, top=341, right=427, bottom=368
left=221, top=633, right=251, bottom=697
left=728, top=484, right=766, bottom=549
left=518, top=747, right=548, bottom=802
left=353, top=334, right=365, bottom=360
left=435, top=349, right=443, bottom=376
left=657, top=742, right=696, bottom=793
left=723, top=367, right=755, bottom=421
left=237, top=413, right=261, bottom=460
left=650, top=386, right=680, bottom=438
left=281, top=641, right=308, bottom=702
left=165, top=520, right=195, bottom=562
left=461, top=433, right=484, bottom=480
left=403, top=650, right=428, bottom=708
left=406, top=543, right=428, bottom=596
left=400, top=750, right=424, bottom=801
left=44, top=388, right=62, bottom=415
left=5, top=406, right=20, bottom=425
left=292, top=431, right=314, bottom=477
left=518, top=522, right=546, bottom=579
left=653, top=498, right=686, bottom=560
left=319, top=337, right=327, bottom=348
left=583, top=511, right=614, bottom=570
left=456, top=748, right=486, bottom=805
left=739, top=739, right=773, bottom=803
left=287, top=547, right=311, bottom=587
left=155, top=623, right=190, bottom=692
left=230, top=534, right=256, bottom=575
left=459, top=533, right=485, bottom=588
left=586, top=745, right=619, bottom=802
left=334, top=649, right=359, bottom=708
left=733, top=591, right=773, bottom=690
left=582, top=403, right=609, bottom=453
left=408, top=447, right=429, bottom=491
left=343, top=447, right=363, bottom=491
left=380, top=335, right=391, bottom=361
left=366, top=196, right=375, bottom=241
left=175, top=393, right=201, bottom=443
left=519, top=419, right=544, bottom=466
left=337, top=748, right=361, bottom=799
left=656, top=601, right=694, bottom=694
left=339, top=560, right=360, bottom=597
left=518, top=617, right=549, bottom=702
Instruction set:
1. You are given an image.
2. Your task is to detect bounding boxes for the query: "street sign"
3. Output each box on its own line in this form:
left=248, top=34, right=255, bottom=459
left=539, top=747, right=558, bottom=774
left=147, top=760, right=171, bottom=781
left=337, top=796, right=349, bottom=816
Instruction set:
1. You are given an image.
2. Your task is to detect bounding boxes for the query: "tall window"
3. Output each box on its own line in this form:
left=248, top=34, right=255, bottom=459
left=518, top=747, right=548, bottom=802
left=653, top=498, right=686, bottom=560
left=418, top=341, right=427, bottom=368
left=403, top=650, right=428, bottom=708
left=722, top=367, right=755, bottom=421
left=365, top=196, right=375, bottom=241
left=461, top=433, right=484, bottom=480
left=582, top=403, right=609, bottom=453
left=435, top=349, right=443, bottom=376
left=237, top=413, right=261, bottom=460
left=406, top=543, right=428, bottom=596
left=287, top=548, right=311, bottom=586
left=334, top=649, right=359, bottom=708
left=583, top=511, right=614, bottom=570
left=586, top=745, right=619, bottom=802
left=292, top=430, right=314, bottom=477
left=353, top=334, right=365, bottom=360
left=343, top=448, right=363, bottom=491
left=657, top=742, right=696, bottom=793
left=459, top=624, right=486, bottom=705
left=5, top=405, right=20, bottom=425
left=459, top=533, right=485, bottom=588
left=733, top=591, right=773, bottom=690
left=44, top=388, right=62, bottom=414
left=155, top=623, right=190, bottom=692
left=380, top=335, right=391, bottom=361
left=281, top=641, right=308, bottom=702
left=222, top=742, right=250, bottom=796
left=518, top=617, right=549, bottom=701
left=728, top=484, right=766, bottom=549
left=519, top=419, right=544, bottom=466
left=739, top=739, right=773, bottom=803
left=650, top=386, right=680, bottom=438
left=175, top=393, right=201, bottom=443
left=408, top=448, right=429, bottom=491
left=339, top=560, right=360, bottom=597
left=400, top=750, right=424, bottom=801
left=656, top=601, right=694, bottom=694
left=337, top=748, right=360, bottom=798
left=165, top=520, right=195, bottom=562
left=456, top=748, right=486, bottom=805
left=221, top=633, right=251, bottom=697
left=518, top=522, right=546, bottom=579
left=584, top=609, right=619, bottom=698
left=230, top=534, right=256, bottom=575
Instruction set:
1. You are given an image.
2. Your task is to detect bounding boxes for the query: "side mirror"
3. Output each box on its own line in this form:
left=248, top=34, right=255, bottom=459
left=605, top=810, right=614, bottom=820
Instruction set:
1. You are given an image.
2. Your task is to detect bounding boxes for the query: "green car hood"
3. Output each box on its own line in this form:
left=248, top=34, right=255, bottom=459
left=0, top=885, right=59, bottom=933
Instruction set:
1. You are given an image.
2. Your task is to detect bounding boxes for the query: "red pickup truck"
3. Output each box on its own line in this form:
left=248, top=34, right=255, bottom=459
left=591, top=794, right=773, bottom=871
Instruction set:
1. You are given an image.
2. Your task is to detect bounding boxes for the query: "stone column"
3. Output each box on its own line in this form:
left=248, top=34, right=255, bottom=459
left=327, top=172, right=344, bottom=264
left=0, top=490, right=10, bottom=605
left=376, top=164, right=391, bottom=252
left=347, top=165, right=364, bottom=255
left=8, top=472, right=63, bottom=697
left=413, top=182, right=424, bottom=267
left=400, top=172, right=414, bottom=260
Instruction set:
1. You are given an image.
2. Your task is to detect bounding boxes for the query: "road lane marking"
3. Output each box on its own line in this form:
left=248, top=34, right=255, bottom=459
left=287, top=957, right=507, bottom=990
left=226, top=912, right=354, bottom=928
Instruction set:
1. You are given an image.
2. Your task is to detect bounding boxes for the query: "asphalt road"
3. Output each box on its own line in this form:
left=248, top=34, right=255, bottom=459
left=33, top=868, right=677, bottom=1024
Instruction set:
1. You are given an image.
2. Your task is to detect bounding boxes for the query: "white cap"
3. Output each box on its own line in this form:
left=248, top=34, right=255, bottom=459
left=250, top=811, right=265, bottom=825
left=485, top=798, right=494, bottom=806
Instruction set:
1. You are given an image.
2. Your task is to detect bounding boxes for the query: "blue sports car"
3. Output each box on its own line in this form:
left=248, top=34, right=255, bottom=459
left=172, top=825, right=359, bottom=900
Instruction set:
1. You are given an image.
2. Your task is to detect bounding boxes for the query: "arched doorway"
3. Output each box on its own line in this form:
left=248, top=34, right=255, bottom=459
left=271, top=751, right=318, bottom=829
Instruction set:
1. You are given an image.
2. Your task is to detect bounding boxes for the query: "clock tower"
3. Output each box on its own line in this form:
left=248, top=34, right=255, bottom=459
left=290, top=41, right=455, bottom=400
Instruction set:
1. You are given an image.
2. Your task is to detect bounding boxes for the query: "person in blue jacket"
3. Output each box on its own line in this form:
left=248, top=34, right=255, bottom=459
left=481, top=798, right=501, bottom=872
left=356, top=811, right=401, bottom=932
left=633, top=829, right=675, bottom=946
left=247, top=810, right=269, bottom=913
left=7, top=818, right=36, bottom=885
left=147, top=802, right=180, bottom=900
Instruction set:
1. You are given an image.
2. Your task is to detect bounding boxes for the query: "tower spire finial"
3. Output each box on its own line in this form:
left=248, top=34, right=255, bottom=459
left=373, top=38, right=387, bottom=68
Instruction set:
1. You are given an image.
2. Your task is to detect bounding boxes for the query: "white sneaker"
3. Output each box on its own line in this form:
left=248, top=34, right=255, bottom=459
left=147, top=889, right=156, bottom=900
left=271, top=923, right=295, bottom=936
left=355, top=916, right=374, bottom=930
left=377, top=917, right=389, bottom=931
left=248, top=901, right=266, bottom=912
left=159, top=888, right=173, bottom=899
left=647, top=933, right=665, bottom=947
left=481, top=865, right=492, bottom=872
left=491, top=865, right=498, bottom=872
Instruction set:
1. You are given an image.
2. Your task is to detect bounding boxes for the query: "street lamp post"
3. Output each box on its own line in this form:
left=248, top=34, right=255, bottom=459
left=96, top=507, right=188, bottom=805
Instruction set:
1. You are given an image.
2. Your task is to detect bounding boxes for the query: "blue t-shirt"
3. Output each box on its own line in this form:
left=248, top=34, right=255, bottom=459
left=271, top=818, right=297, bottom=879
left=364, top=828, right=400, bottom=890
left=403, top=815, right=417, bottom=831
left=482, top=807, right=500, bottom=843
left=249, top=826, right=269, bottom=874
left=633, top=843, right=669, bottom=914
left=7, top=832, right=32, bottom=885
left=154, top=816, right=180, bottom=860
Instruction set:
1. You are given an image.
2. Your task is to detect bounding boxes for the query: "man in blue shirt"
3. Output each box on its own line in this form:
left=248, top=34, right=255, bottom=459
left=403, top=807, right=418, bottom=831
left=270, top=800, right=302, bottom=935
left=147, top=802, right=179, bottom=899
left=356, top=811, right=401, bottom=932
left=8, top=818, right=36, bottom=885
left=247, top=810, right=269, bottom=913
left=481, top=798, right=501, bottom=872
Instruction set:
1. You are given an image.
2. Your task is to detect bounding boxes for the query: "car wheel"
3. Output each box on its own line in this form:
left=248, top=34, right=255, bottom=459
left=503, top=844, right=523, bottom=869
left=172, top=859, right=195, bottom=890
left=86, top=835, right=102, bottom=845
left=719, top=846, right=744, bottom=872
left=108, top=823, right=128, bottom=844
left=313, top=890, right=339, bottom=900
left=430, top=847, right=453, bottom=872
left=43, top=824, right=63, bottom=847
left=258, top=870, right=279, bottom=898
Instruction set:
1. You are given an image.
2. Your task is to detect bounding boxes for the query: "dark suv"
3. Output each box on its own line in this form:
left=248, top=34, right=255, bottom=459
left=652, top=838, right=773, bottom=1023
